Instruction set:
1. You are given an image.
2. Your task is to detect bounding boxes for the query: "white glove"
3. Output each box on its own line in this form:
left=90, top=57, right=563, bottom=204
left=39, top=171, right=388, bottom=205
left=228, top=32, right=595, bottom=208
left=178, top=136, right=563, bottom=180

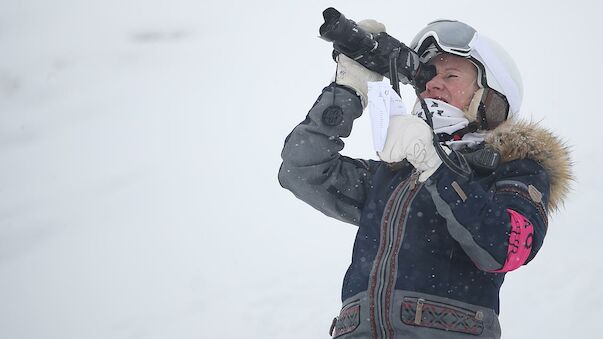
left=378, top=115, right=443, bottom=182
left=335, top=19, right=385, bottom=108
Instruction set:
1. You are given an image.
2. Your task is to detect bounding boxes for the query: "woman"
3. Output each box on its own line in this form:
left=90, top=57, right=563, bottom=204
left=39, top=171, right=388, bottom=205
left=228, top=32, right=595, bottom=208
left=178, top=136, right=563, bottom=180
left=278, top=19, right=572, bottom=338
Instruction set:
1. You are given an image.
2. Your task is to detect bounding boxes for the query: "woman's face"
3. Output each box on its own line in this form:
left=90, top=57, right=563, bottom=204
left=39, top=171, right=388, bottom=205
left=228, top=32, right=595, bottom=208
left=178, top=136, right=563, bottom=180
left=420, top=53, right=479, bottom=110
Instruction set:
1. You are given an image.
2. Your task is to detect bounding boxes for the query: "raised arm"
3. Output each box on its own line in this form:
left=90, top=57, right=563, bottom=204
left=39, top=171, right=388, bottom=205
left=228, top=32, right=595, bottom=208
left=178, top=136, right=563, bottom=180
left=278, top=83, right=378, bottom=225
left=279, top=19, right=389, bottom=225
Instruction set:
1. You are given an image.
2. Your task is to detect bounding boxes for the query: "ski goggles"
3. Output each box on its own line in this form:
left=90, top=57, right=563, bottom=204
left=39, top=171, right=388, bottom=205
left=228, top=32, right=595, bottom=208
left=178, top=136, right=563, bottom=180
left=409, top=19, right=522, bottom=124
left=410, top=20, right=478, bottom=60
left=409, top=20, right=489, bottom=95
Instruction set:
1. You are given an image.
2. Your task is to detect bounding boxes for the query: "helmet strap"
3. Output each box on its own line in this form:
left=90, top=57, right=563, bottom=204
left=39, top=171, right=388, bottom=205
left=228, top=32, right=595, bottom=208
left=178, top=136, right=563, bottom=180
left=436, top=122, right=479, bottom=142
left=477, top=102, right=490, bottom=130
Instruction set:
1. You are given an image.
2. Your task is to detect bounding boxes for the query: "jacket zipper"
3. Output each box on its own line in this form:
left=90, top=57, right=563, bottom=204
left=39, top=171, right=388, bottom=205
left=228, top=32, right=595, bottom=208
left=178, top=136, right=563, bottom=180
left=370, top=170, right=422, bottom=337
left=409, top=170, right=419, bottom=190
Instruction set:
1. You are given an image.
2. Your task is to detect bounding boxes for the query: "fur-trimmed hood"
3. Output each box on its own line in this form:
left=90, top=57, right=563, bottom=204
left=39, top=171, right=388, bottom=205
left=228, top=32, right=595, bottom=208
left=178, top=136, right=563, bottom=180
left=485, top=120, right=573, bottom=213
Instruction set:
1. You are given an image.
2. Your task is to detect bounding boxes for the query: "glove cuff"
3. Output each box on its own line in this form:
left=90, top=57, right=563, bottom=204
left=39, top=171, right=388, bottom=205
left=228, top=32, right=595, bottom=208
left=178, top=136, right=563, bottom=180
left=335, top=54, right=383, bottom=108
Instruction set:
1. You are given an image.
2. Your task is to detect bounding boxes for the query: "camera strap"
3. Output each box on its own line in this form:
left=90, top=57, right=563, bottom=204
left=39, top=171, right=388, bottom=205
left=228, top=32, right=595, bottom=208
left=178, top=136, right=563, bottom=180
left=388, top=49, right=472, bottom=181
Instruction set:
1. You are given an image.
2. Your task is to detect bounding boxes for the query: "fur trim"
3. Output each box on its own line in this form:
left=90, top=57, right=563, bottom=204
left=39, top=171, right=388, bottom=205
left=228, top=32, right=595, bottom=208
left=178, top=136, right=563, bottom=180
left=485, top=120, right=573, bottom=213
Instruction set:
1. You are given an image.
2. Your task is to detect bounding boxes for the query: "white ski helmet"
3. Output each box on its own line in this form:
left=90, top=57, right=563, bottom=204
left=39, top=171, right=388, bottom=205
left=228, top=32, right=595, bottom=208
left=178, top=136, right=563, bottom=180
left=410, top=20, right=523, bottom=130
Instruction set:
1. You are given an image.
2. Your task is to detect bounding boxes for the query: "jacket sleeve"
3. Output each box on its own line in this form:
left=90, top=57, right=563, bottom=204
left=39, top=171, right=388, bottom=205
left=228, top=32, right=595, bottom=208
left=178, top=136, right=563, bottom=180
left=425, top=158, right=550, bottom=272
left=278, top=83, right=379, bottom=226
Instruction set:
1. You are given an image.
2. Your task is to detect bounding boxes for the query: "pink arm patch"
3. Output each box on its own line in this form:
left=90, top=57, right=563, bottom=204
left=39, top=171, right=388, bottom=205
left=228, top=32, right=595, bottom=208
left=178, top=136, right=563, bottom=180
left=491, top=209, right=534, bottom=273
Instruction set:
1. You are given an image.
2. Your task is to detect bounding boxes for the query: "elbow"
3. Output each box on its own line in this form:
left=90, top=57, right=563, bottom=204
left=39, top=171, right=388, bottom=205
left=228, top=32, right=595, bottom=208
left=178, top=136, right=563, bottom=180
left=278, top=162, right=291, bottom=190
left=278, top=162, right=300, bottom=193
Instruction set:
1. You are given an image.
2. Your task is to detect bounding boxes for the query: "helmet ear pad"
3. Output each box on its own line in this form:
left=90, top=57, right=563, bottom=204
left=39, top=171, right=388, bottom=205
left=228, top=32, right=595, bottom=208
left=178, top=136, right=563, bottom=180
left=464, top=88, right=510, bottom=130
left=464, top=88, right=483, bottom=123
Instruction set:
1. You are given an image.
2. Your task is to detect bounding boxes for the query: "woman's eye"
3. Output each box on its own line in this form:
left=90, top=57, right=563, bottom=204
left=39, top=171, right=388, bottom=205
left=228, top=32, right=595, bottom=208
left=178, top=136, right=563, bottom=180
left=446, top=74, right=458, bottom=79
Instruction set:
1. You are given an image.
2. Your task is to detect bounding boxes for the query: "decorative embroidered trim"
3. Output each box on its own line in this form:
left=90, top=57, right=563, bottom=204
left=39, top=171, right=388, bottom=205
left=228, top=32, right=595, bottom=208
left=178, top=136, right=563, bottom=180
left=496, top=186, right=548, bottom=227
left=401, top=297, right=484, bottom=335
left=332, top=305, right=360, bottom=338
left=368, top=173, right=421, bottom=339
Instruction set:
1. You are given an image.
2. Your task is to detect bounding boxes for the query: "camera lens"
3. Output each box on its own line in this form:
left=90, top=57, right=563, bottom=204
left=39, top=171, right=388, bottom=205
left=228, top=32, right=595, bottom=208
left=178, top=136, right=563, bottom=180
left=319, top=8, right=376, bottom=56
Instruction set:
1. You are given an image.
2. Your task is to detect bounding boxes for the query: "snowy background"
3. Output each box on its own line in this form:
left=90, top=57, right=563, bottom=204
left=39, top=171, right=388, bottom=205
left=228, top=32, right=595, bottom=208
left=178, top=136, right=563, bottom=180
left=1, top=0, right=600, bottom=338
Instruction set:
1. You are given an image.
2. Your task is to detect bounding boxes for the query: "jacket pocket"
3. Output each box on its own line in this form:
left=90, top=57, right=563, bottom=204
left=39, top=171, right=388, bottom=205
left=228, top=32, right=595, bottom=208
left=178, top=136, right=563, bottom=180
left=331, top=300, right=360, bottom=338
left=401, top=296, right=484, bottom=335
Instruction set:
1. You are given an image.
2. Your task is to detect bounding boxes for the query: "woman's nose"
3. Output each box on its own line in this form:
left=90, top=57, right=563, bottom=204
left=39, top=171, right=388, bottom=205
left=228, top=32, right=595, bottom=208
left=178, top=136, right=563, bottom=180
left=425, top=74, right=444, bottom=92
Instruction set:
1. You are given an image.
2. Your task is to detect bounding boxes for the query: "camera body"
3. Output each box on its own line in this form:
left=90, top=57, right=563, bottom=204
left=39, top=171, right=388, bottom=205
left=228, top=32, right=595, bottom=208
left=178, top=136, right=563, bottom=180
left=319, top=7, right=435, bottom=92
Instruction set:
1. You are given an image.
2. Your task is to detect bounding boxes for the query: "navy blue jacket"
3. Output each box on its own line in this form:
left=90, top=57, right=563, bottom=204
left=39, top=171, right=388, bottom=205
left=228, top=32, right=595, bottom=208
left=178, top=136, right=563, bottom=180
left=279, top=84, right=571, bottom=317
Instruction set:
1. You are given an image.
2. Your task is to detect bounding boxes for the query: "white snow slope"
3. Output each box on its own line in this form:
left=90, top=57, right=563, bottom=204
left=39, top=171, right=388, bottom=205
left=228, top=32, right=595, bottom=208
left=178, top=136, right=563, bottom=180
left=1, top=0, right=601, bottom=338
